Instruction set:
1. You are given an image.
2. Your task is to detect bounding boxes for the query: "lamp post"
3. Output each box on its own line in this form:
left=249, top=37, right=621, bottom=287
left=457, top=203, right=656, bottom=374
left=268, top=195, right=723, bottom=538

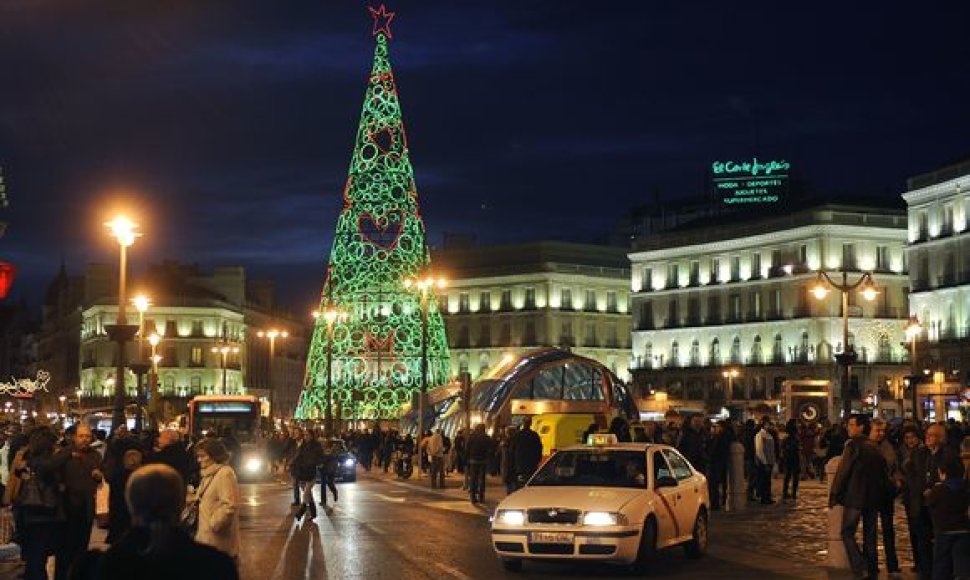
left=257, top=329, right=289, bottom=417
left=148, top=333, right=161, bottom=422
left=905, top=316, right=923, bottom=421
left=130, top=295, right=151, bottom=430
left=313, top=307, right=347, bottom=436
left=211, top=344, right=240, bottom=395
left=104, top=215, right=141, bottom=433
left=810, top=269, right=879, bottom=418
left=403, top=274, right=447, bottom=439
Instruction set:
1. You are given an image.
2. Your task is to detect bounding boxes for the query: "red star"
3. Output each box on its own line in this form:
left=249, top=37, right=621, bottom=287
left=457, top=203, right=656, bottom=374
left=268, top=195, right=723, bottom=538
left=368, top=4, right=395, bottom=39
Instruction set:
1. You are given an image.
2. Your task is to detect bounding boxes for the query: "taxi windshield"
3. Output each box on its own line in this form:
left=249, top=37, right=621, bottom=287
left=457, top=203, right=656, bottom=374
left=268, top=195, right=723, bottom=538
left=528, top=450, right=647, bottom=489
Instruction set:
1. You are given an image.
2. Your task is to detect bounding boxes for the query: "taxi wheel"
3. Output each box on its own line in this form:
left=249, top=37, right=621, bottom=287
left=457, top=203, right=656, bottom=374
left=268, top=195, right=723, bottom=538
left=501, top=558, right=522, bottom=572
left=683, top=510, right=708, bottom=559
left=629, top=517, right=657, bottom=574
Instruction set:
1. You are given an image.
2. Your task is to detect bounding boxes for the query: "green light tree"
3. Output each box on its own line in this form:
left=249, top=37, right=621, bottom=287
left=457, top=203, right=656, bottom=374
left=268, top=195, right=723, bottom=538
left=296, top=5, right=450, bottom=422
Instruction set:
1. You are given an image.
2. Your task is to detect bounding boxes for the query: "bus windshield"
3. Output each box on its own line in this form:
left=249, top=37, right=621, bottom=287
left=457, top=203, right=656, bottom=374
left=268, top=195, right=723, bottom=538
left=190, top=398, right=259, bottom=441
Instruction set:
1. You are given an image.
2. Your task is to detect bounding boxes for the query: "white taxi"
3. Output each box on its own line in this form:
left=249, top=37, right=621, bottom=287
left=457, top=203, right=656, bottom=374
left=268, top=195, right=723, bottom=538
left=490, top=434, right=709, bottom=572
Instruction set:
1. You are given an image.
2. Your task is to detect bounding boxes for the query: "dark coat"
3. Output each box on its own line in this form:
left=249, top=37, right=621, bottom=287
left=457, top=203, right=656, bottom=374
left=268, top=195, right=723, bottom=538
left=62, top=447, right=103, bottom=518
left=83, top=527, right=238, bottom=580
left=677, top=426, right=708, bottom=473
left=466, top=432, right=491, bottom=463
left=151, top=442, right=198, bottom=488
left=509, top=428, right=543, bottom=478
left=829, top=436, right=891, bottom=510
left=925, top=478, right=970, bottom=533
left=290, top=439, right=323, bottom=482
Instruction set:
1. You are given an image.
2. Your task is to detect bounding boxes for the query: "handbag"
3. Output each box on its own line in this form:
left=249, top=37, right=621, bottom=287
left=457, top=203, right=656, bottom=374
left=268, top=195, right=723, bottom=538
left=16, top=470, right=60, bottom=514
left=95, top=482, right=110, bottom=527
left=180, top=467, right=221, bottom=536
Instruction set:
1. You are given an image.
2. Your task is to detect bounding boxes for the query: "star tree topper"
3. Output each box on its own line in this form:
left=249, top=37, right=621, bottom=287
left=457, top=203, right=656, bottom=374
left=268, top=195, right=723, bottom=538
left=369, top=4, right=395, bottom=39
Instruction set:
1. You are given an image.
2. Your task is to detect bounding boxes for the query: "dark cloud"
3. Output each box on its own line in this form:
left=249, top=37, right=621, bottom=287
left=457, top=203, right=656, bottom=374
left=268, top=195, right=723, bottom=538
left=1, top=0, right=968, bottom=311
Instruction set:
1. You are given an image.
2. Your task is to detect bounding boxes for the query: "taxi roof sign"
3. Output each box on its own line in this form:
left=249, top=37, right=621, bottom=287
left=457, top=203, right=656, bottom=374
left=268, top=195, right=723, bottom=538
left=587, top=433, right=618, bottom=446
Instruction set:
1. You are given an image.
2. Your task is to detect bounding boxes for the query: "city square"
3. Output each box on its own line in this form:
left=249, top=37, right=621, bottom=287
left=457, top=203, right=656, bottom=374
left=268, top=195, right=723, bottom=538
left=0, top=1, right=968, bottom=580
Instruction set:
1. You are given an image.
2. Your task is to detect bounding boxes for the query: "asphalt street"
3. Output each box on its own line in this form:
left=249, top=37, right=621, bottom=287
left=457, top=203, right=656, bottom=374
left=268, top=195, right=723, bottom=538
left=235, top=472, right=877, bottom=580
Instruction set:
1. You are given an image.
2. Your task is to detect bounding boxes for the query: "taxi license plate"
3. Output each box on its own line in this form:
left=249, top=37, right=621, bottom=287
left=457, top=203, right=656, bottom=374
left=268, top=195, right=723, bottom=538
left=529, top=532, right=574, bottom=544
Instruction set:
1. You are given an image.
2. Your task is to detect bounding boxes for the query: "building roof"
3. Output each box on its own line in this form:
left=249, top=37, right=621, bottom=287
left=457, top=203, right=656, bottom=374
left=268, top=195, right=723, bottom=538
left=431, top=241, right=630, bottom=280
left=631, top=202, right=907, bottom=253
left=907, top=156, right=970, bottom=190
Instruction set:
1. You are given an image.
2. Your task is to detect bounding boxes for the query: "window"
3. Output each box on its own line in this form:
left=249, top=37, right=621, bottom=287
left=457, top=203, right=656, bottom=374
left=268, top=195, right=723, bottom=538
left=478, top=323, right=491, bottom=347
left=458, top=292, right=470, bottom=313
left=456, top=324, right=470, bottom=347
left=798, top=244, right=808, bottom=265
left=479, top=353, right=490, bottom=374
left=711, top=258, right=721, bottom=282
left=707, top=295, right=721, bottom=322
left=165, top=320, right=178, bottom=336
left=607, top=322, right=618, bottom=347
left=877, top=333, right=891, bottom=361
left=190, top=376, right=201, bottom=390
left=770, top=249, right=782, bottom=269
left=479, top=291, right=491, bottom=312
left=750, top=292, right=761, bottom=318
left=689, top=261, right=700, bottom=285
left=500, top=321, right=511, bottom=345
left=710, top=338, right=721, bottom=365
left=876, top=246, right=890, bottom=271
left=943, top=204, right=954, bottom=234
left=524, top=288, right=536, bottom=309
left=729, top=294, right=741, bottom=320
left=770, top=289, right=782, bottom=316
left=560, top=288, right=572, bottom=310
left=662, top=450, right=693, bottom=480
left=751, top=336, right=763, bottom=364
left=638, top=301, right=653, bottom=329
left=667, top=299, right=679, bottom=326
left=730, top=336, right=741, bottom=363
left=606, top=291, right=617, bottom=312
left=689, top=340, right=700, bottom=366
left=653, top=451, right=672, bottom=482
left=687, top=296, right=700, bottom=322
left=458, top=355, right=469, bottom=377
left=560, top=320, right=574, bottom=346
left=165, top=346, right=177, bottom=366
left=842, top=243, right=856, bottom=270
left=191, top=347, right=203, bottom=366
left=584, top=322, right=596, bottom=346
left=191, top=320, right=204, bottom=337
left=671, top=341, right=680, bottom=365
left=500, top=289, right=512, bottom=310
left=773, top=334, right=783, bottom=362
left=730, top=256, right=740, bottom=281
left=584, top=289, right=596, bottom=310
left=667, top=263, right=679, bottom=288
left=640, top=267, right=652, bottom=291
left=751, top=253, right=761, bottom=279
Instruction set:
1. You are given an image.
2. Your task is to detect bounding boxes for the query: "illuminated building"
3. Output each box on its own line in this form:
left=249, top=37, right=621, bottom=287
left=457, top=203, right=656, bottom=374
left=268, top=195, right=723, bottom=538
left=903, top=159, right=970, bottom=418
left=629, top=204, right=911, bottom=418
left=41, top=261, right=306, bottom=419
left=433, top=241, right=631, bottom=381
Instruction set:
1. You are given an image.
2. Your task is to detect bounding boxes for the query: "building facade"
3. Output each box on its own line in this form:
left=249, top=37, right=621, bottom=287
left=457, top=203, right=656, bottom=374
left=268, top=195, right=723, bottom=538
left=629, top=204, right=911, bottom=418
left=903, top=161, right=970, bottom=419
left=40, top=261, right=307, bottom=419
left=433, top=242, right=632, bottom=382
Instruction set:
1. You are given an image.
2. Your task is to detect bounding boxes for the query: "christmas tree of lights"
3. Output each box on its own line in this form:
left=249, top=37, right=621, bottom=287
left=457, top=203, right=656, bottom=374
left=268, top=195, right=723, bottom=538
left=296, top=5, right=450, bottom=421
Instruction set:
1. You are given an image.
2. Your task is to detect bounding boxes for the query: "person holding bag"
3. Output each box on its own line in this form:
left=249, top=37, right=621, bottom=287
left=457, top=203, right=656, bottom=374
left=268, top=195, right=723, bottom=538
left=192, top=439, right=240, bottom=562
left=17, top=426, right=67, bottom=580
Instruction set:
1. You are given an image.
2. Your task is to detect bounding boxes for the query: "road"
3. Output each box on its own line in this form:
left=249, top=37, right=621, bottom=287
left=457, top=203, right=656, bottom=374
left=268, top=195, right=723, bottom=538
left=235, top=471, right=889, bottom=580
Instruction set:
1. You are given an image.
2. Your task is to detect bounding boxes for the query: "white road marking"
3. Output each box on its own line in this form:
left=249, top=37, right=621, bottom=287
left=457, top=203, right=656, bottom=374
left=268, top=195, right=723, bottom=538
left=435, top=562, right=474, bottom=580
left=373, top=493, right=406, bottom=503
left=425, top=500, right=490, bottom=517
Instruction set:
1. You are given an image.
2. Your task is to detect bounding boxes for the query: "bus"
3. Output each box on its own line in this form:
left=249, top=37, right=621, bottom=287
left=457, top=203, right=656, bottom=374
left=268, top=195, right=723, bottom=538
left=188, top=395, right=268, bottom=479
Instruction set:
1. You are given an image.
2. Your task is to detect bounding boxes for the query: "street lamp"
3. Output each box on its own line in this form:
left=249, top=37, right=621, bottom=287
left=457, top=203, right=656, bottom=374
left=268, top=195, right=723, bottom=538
left=104, top=215, right=141, bottom=433
left=313, top=307, right=347, bottom=436
left=403, top=274, right=447, bottom=438
left=722, top=368, right=740, bottom=402
left=211, top=344, right=240, bottom=395
left=905, top=316, right=923, bottom=420
left=810, top=269, right=879, bottom=417
left=148, top=333, right=161, bottom=420
left=257, top=328, right=289, bottom=419
left=130, top=294, right=151, bottom=430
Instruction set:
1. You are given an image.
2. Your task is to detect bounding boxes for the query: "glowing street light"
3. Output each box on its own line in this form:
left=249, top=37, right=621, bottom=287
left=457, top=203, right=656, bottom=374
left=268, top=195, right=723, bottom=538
left=257, top=328, right=290, bottom=417
left=403, top=273, right=448, bottom=438
left=104, top=214, right=142, bottom=433
left=722, top=368, right=740, bottom=402
left=810, top=269, right=879, bottom=416
left=315, top=306, right=348, bottom=435
left=211, top=344, right=240, bottom=395
left=905, top=316, right=923, bottom=420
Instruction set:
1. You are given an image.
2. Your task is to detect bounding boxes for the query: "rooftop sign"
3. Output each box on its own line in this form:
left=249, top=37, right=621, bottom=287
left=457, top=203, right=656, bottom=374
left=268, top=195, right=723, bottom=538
left=712, top=158, right=790, bottom=205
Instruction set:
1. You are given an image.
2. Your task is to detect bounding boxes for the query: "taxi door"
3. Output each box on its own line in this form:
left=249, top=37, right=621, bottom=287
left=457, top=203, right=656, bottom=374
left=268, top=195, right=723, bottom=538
left=663, top=449, right=702, bottom=538
left=650, top=450, right=681, bottom=546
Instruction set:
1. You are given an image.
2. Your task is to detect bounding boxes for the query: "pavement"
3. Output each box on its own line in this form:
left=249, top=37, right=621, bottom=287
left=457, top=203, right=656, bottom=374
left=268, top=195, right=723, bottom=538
left=0, top=470, right=922, bottom=579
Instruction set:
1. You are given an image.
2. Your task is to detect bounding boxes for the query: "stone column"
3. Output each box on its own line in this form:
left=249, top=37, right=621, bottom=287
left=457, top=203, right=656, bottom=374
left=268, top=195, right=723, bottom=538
left=727, top=441, right=746, bottom=512
left=825, top=456, right=849, bottom=569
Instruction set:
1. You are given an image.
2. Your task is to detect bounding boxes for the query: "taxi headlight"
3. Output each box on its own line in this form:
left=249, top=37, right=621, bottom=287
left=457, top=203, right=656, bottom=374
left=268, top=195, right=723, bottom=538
left=244, top=457, right=263, bottom=473
left=582, top=511, right=620, bottom=526
left=497, top=510, right=526, bottom=526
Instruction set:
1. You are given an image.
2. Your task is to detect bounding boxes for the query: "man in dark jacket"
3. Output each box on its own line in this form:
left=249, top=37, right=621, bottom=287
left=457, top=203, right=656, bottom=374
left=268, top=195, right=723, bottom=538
left=677, top=415, right=709, bottom=475
left=55, top=424, right=103, bottom=580
left=465, top=424, right=491, bottom=504
left=829, top=414, right=891, bottom=579
left=150, top=429, right=197, bottom=487
left=508, top=417, right=543, bottom=490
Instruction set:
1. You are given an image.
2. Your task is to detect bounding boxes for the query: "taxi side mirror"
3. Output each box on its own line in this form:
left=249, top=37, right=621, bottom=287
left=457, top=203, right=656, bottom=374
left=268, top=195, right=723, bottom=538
left=655, top=475, right=678, bottom=488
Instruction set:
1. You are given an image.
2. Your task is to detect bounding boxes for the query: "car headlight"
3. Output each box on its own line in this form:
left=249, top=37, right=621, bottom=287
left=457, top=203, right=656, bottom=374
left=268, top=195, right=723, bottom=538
left=343, top=458, right=356, bottom=468
left=244, top=457, right=263, bottom=473
left=496, top=510, right=526, bottom=526
left=582, top=511, right=620, bottom=526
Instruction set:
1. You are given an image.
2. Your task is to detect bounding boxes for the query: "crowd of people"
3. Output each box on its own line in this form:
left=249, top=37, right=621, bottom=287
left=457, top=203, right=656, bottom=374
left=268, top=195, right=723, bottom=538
left=0, top=419, right=242, bottom=580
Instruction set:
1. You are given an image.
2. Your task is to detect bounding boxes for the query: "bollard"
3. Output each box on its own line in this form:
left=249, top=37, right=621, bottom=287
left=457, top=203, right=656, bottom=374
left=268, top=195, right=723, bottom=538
left=825, top=456, right=850, bottom=569
left=727, top=441, right=746, bottom=512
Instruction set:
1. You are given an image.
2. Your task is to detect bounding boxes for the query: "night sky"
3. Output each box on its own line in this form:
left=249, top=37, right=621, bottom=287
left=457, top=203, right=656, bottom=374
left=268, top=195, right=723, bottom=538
left=1, top=0, right=968, bottom=313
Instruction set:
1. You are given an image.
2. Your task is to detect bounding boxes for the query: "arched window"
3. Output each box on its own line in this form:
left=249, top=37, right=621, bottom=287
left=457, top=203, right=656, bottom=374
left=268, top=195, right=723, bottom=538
left=800, top=331, right=810, bottom=361
left=644, top=342, right=653, bottom=367
left=671, top=341, right=680, bottom=366
left=730, top=336, right=741, bottom=364
left=690, top=339, right=700, bottom=366
left=773, top=334, right=784, bottom=363
left=479, top=353, right=490, bottom=374
left=751, top=335, right=763, bottom=364
left=710, top=338, right=721, bottom=365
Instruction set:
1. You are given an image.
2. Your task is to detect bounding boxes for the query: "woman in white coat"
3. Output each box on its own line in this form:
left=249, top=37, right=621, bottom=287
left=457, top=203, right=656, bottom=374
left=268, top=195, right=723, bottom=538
left=193, top=438, right=241, bottom=562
